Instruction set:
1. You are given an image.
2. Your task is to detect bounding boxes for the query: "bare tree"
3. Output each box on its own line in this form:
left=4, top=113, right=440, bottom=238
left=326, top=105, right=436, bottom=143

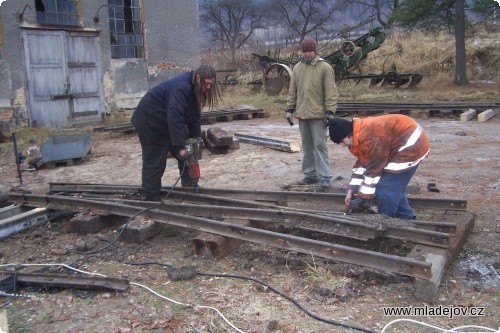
left=454, top=0, right=467, bottom=85
left=272, top=0, right=340, bottom=42
left=336, top=0, right=400, bottom=28
left=199, top=0, right=267, bottom=66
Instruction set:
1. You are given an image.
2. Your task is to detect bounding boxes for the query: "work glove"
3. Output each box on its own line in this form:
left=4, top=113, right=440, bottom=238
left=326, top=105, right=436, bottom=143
left=348, top=197, right=366, bottom=213
left=171, top=146, right=189, bottom=161
left=323, top=110, right=335, bottom=125
left=285, top=109, right=294, bottom=126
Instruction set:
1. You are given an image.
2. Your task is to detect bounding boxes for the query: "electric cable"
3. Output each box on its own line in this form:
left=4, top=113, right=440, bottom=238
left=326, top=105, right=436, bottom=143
left=111, top=253, right=377, bottom=333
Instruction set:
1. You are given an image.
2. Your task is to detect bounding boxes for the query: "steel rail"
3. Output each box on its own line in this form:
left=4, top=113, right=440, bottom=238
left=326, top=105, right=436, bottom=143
left=8, top=193, right=432, bottom=279
left=82, top=196, right=451, bottom=247
left=337, top=102, right=500, bottom=111
left=48, top=182, right=468, bottom=211
left=202, top=108, right=264, bottom=116
left=48, top=182, right=458, bottom=231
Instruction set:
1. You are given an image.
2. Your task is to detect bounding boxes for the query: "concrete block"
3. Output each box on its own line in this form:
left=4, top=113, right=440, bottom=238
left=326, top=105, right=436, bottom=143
left=193, top=219, right=250, bottom=259
left=460, top=109, right=476, bottom=122
left=414, top=253, right=446, bottom=301
left=477, top=109, right=498, bottom=122
left=121, top=217, right=162, bottom=243
left=69, top=213, right=123, bottom=234
left=0, top=308, right=9, bottom=333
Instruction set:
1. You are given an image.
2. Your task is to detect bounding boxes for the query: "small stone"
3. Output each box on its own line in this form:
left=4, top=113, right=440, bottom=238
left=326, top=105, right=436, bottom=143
left=267, top=320, right=279, bottom=332
left=50, top=248, right=67, bottom=255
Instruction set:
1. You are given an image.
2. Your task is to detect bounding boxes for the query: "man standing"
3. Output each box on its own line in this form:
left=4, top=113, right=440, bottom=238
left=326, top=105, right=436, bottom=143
left=326, top=115, right=430, bottom=219
left=131, top=65, right=220, bottom=201
left=286, top=37, right=338, bottom=189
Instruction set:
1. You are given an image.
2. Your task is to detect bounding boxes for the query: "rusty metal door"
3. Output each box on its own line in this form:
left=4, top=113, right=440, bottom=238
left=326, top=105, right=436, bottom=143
left=22, top=29, right=103, bottom=128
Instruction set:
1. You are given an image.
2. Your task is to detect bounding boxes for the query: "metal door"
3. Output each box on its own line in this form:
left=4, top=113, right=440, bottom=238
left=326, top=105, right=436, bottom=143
left=22, top=29, right=103, bottom=128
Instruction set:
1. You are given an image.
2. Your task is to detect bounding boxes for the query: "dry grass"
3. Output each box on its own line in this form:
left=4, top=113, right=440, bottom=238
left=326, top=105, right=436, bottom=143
left=205, top=28, right=500, bottom=115
left=363, top=28, right=500, bottom=83
left=302, top=261, right=350, bottom=293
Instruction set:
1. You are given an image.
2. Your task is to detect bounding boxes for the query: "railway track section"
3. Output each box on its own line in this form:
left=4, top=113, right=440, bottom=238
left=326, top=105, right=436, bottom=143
left=7, top=182, right=475, bottom=299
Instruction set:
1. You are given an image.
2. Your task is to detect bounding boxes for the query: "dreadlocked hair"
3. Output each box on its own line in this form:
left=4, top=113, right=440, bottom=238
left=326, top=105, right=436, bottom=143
left=193, top=64, right=221, bottom=110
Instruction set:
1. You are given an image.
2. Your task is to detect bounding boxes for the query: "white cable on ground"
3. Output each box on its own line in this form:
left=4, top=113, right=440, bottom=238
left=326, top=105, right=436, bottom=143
left=381, top=318, right=497, bottom=333
left=0, top=263, right=246, bottom=333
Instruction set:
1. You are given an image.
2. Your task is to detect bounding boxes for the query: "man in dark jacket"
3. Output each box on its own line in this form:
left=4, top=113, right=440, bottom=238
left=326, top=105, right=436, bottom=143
left=131, top=65, right=219, bottom=201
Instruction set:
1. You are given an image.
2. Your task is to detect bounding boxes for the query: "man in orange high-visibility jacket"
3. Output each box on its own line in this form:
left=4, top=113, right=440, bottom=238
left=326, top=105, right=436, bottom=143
left=326, top=115, right=430, bottom=219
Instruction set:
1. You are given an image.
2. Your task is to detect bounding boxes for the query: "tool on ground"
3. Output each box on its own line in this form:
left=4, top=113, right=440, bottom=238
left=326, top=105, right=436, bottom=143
left=0, top=290, right=31, bottom=298
left=184, top=137, right=202, bottom=184
left=286, top=110, right=294, bottom=126
left=12, top=133, right=24, bottom=185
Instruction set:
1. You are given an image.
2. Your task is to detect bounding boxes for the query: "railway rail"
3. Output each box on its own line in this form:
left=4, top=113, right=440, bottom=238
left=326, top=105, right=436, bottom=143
left=91, top=102, right=499, bottom=133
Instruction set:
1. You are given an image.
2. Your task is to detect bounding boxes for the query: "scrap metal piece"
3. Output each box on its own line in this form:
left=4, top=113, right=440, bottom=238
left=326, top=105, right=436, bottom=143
left=0, top=206, right=73, bottom=240
left=234, top=133, right=301, bottom=152
left=0, top=271, right=130, bottom=292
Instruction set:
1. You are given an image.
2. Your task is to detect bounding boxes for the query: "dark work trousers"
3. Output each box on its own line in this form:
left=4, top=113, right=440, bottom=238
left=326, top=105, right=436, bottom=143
left=140, top=141, right=188, bottom=199
left=375, top=166, right=418, bottom=219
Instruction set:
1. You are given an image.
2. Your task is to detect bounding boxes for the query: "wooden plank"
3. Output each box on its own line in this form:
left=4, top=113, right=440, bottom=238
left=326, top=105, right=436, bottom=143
left=216, top=115, right=233, bottom=122
left=235, top=113, right=253, bottom=120
left=253, top=111, right=270, bottom=118
left=201, top=116, right=216, bottom=125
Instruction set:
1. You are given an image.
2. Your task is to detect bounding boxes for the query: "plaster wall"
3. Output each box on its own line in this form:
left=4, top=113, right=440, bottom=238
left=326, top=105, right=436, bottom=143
left=143, top=0, right=201, bottom=88
left=0, top=0, right=201, bottom=127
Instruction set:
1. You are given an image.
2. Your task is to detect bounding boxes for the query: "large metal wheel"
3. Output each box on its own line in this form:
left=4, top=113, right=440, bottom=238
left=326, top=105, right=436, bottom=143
left=340, top=41, right=355, bottom=56
left=263, top=63, right=292, bottom=96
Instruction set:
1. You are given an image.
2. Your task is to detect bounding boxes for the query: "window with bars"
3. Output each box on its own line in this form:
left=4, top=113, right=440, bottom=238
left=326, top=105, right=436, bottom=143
left=35, top=0, right=79, bottom=26
left=108, top=0, right=144, bottom=59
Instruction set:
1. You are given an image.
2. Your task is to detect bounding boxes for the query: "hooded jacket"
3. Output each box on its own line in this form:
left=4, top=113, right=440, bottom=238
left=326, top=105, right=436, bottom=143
left=286, top=54, right=337, bottom=119
left=131, top=71, right=201, bottom=148
left=348, top=114, right=430, bottom=199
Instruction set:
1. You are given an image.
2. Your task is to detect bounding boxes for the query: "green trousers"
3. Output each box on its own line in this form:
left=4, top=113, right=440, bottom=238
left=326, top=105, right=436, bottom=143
left=299, top=119, right=332, bottom=182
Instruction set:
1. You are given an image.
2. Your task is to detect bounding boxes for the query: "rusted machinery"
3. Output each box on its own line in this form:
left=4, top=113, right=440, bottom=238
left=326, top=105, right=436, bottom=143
left=256, top=26, right=424, bottom=95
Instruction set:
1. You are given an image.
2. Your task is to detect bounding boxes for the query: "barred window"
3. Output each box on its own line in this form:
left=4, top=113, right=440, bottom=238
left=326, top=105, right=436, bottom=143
left=108, top=0, right=144, bottom=59
left=35, top=0, right=79, bottom=26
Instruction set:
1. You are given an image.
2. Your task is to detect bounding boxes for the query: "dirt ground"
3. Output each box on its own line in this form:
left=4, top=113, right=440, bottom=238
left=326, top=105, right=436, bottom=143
left=0, top=96, right=499, bottom=332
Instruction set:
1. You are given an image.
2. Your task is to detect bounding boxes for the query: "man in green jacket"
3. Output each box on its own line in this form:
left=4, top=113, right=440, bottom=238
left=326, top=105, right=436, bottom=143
left=286, top=37, right=338, bottom=188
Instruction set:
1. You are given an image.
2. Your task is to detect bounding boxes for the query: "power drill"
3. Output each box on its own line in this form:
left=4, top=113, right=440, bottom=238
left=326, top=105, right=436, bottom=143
left=183, top=137, right=202, bottom=184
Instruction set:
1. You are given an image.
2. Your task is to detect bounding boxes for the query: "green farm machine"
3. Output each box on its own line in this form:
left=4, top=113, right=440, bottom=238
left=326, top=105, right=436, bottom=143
left=256, top=27, right=423, bottom=95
